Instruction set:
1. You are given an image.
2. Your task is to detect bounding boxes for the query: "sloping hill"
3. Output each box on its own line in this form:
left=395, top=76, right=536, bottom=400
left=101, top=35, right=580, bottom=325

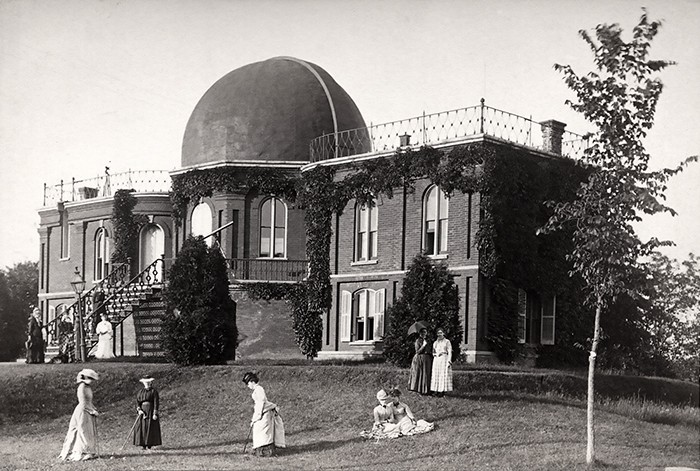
left=0, top=362, right=697, bottom=470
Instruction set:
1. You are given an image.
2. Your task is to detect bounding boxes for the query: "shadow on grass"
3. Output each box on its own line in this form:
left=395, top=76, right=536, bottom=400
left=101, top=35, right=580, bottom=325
left=169, top=425, right=322, bottom=451
left=278, top=436, right=364, bottom=456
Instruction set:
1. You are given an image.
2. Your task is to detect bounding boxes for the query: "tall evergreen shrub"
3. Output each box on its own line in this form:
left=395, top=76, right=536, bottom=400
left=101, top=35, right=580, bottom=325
left=161, top=236, right=238, bottom=365
left=383, top=254, right=461, bottom=367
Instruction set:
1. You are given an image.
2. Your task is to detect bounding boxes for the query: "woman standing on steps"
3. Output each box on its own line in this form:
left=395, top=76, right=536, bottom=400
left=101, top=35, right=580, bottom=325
left=94, top=314, right=115, bottom=359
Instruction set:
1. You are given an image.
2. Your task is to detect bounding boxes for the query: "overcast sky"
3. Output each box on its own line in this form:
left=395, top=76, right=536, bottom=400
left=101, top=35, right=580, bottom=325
left=1, top=0, right=698, bottom=269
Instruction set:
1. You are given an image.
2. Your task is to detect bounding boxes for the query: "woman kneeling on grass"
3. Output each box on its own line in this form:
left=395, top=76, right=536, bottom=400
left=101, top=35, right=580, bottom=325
left=361, top=388, right=433, bottom=439
left=59, top=369, right=100, bottom=461
left=243, top=372, right=285, bottom=457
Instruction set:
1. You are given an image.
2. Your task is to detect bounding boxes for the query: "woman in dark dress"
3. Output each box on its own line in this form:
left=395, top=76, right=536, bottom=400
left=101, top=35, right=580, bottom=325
left=408, top=328, right=432, bottom=395
left=133, top=378, right=162, bottom=450
left=27, top=308, right=45, bottom=364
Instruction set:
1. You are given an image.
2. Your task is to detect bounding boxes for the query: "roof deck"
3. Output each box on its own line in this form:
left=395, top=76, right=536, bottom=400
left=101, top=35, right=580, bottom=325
left=309, top=100, right=588, bottom=163
left=43, top=169, right=171, bottom=207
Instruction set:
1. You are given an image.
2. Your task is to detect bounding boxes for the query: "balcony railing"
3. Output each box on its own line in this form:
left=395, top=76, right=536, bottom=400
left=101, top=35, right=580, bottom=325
left=228, top=258, right=308, bottom=283
left=43, top=169, right=171, bottom=207
left=309, top=100, right=589, bottom=162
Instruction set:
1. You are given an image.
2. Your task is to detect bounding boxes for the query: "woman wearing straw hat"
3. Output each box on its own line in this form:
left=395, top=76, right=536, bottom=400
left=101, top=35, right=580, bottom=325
left=242, top=372, right=285, bottom=457
left=133, top=377, right=162, bottom=450
left=59, top=368, right=100, bottom=461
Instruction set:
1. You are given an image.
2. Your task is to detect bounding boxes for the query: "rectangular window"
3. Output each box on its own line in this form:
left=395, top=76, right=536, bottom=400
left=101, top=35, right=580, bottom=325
left=541, top=295, right=556, bottom=345
left=355, top=204, right=377, bottom=262
left=340, top=290, right=352, bottom=342
left=517, top=289, right=527, bottom=344
left=60, top=216, right=70, bottom=259
left=373, top=289, right=385, bottom=339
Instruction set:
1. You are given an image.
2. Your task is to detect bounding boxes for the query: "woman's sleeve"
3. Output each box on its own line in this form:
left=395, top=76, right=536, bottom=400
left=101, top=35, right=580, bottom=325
left=154, top=390, right=160, bottom=413
left=373, top=408, right=381, bottom=424
left=403, top=404, right=416, bottom=420
left=447, top=339, right=453, bottom=360
left=414, top=339, right=422, bottom=353
left=251, top=387, right=265, bottom=421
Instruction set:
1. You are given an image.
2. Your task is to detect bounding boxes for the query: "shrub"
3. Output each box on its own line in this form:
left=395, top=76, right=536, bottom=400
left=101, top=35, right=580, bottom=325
left=161, top=236, right=238, bottom=365
left=383, top=253, right=461, bottom=367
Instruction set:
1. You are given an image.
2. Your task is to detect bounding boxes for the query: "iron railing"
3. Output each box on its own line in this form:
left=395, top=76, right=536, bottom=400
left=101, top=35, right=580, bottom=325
left=43, top=169, right=171, bottom=207
left=228, top=258, right=308, bottom=283
left=103, top=258, right=167, bottom=321
left=309, top=100, right=589, bottom=162
left=44, top=260, right=132, bottom=348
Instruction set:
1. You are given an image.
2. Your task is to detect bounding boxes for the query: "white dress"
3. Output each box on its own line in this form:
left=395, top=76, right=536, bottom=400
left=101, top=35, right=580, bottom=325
left=430, top=338, right=453, bottom=392
left=59, top=383, right=98, bottom=461
left=94, top=320, right=114, bottom=359
left=251, top=384, right=285, bottom=450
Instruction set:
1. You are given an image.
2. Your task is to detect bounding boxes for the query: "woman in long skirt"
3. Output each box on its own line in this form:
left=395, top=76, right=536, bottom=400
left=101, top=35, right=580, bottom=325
left=59, top=369, right=100, bottom=461
left=94, top=314, right=115, bottom=359
left=408, top=328, right=432, bottom=395
left=430, top=328, right=453, bottom=396
left=243, top=371, right=285, bottom=457
left=133, top=377, right=162, bottom=450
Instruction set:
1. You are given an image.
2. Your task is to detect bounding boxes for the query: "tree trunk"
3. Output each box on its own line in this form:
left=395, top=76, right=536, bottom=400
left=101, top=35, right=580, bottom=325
left=586, top=297, right=602, bottom=464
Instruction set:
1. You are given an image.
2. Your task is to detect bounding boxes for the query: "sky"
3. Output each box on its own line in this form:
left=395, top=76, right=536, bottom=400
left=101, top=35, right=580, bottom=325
left=0, top=0, right=698, bottom=269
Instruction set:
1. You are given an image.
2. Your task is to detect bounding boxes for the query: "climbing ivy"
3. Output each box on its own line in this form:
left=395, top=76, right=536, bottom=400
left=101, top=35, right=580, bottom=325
left=168, top=143, right=588, bottom=363
left=170, top=166, right=298, bottom=221
left=111, top=189, right=147, bottom=264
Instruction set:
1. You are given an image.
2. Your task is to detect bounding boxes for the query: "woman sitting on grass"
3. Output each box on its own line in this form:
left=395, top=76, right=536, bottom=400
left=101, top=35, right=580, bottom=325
left=361, top=388, right=433, bottom=439
left=386, top=388, right=434, bottom=435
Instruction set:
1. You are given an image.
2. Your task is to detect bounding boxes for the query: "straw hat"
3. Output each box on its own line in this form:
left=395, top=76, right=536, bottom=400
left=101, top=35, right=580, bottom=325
left=76, top=368, right=99, bottom=384
left=139, top=377, right=155, bottom=387
left=376, top=389, right=389, bottom=405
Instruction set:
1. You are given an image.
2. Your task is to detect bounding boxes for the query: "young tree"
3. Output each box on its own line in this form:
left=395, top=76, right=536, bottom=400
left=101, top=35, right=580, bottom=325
left=162, top=236, right=238, bottom=365
left=383, top=253, right=461, bottom=367
left=540, top=12, right=697, bottom=464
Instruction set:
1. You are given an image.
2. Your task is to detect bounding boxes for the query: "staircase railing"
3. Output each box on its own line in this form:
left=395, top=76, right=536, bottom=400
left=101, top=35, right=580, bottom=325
left=44, top=260, right=132, bottom=349
left=97, top=257, right=171, bottom=334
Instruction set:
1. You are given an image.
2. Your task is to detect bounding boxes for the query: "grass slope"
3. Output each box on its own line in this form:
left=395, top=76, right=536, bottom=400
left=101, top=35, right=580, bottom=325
left=0, top=362, right=697, bottom=471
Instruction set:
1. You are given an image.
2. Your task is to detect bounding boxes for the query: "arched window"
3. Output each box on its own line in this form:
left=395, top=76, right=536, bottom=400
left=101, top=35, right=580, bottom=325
left=191, top=201, right=213, bottom=246
left=140, top=224, right=164, bottom=281
left=93, top=228, right=110, bottom=281
left=423, top=185, right=449, bottom=255
left=354, top=202, right=378, bottom=261
left=259, top=197, right=287, bottom=258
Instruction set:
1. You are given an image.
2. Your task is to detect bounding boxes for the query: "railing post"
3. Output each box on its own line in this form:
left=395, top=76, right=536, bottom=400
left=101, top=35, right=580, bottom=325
left=60, top=179, right=64, bottom=203
left=422, top=111, right=427, bottom=145
left=72, top=177, right=76, bottom=201
left=480, top=98, right=485, bottom=134
left=43, top=183, right=47, bottom=207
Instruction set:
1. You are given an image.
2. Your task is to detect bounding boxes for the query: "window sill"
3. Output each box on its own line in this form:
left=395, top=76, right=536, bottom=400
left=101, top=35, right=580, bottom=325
left=350, top=259, right=378, bottom=267
left=348, top=340, right=383, bottom=346
left=59, top=257, right=71, bottom=261
left=428, top=253, right=448, bottom=260
left=256, top=257, right=288, bottom=260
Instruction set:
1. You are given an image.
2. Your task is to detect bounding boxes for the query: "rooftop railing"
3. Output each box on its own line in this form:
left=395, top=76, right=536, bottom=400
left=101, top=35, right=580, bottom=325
left=43, top=169, right=171, bottom=207
left=309, top=100, right=589, bottom=162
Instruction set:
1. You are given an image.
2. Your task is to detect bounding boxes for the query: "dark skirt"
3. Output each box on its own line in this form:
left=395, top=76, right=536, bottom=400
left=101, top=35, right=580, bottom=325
left=133, top=402, right=162, bottom=447
left=408, top=353, right=432, bottom=394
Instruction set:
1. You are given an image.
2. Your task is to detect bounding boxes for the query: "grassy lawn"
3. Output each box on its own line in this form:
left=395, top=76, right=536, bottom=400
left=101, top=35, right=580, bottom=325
left=0, top=362, right=697, bottom=470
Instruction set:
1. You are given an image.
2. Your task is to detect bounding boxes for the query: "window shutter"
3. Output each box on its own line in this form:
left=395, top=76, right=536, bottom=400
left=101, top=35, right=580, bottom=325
left=517, top=289, right=527, bottom=344
left=340, top=290, right=352, bottom=342
left=541, top=295, right=556, bottom=345
left=373, top=288, right=386, bottom=339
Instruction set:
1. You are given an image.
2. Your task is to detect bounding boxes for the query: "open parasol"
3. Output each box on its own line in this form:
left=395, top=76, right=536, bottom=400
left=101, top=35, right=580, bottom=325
left=407, top=320, right=429, bottom=336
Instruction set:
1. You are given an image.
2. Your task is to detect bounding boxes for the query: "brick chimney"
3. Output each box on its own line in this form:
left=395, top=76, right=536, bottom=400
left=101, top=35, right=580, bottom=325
left=540, top=120, right=566, bottom=155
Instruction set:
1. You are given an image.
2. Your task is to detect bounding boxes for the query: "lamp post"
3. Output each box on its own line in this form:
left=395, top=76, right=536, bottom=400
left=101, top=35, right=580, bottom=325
left=70, top=267, right=87, bottom=362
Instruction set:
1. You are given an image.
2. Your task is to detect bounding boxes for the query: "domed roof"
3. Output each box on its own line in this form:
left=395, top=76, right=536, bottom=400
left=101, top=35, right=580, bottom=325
left=182, top=57, right=367, bottom=167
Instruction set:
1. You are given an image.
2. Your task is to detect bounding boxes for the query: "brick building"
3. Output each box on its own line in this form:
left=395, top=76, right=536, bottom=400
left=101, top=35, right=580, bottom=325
left=37, top=57, right=584, bottom=362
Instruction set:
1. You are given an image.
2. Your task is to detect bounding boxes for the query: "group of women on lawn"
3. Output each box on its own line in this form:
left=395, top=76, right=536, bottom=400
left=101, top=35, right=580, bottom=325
left=409, top=326, right=454, bottom=396
left=58, top=368, right=285, bottom=461
left=57, top=328, right=452, bottom=461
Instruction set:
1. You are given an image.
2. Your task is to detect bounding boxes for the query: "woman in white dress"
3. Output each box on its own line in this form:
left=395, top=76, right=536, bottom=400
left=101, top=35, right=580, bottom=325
left=387, top=388, right=434, bottom=435
left=59, top=369, right=100, bottom=461
left=430, top=328, right=453, bottom=396
left=94, top=314, right=114, bottom=359
left=243, top=372, right=285, bottom=456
